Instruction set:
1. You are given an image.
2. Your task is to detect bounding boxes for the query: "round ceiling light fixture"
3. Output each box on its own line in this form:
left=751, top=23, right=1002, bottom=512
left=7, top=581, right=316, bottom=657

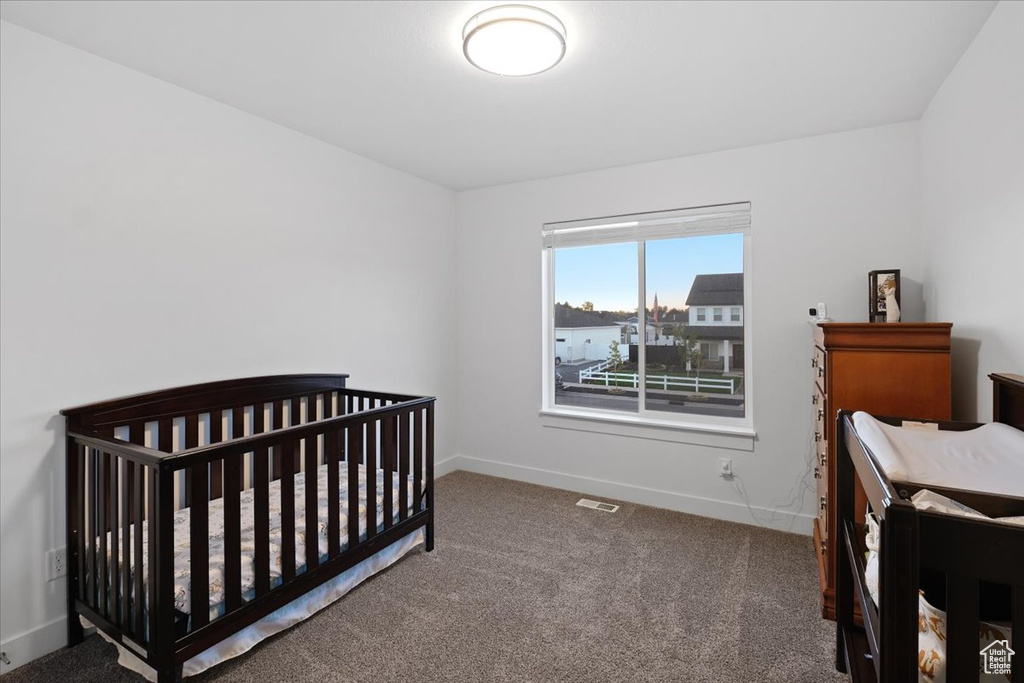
left=463, top=4, right=567, bottom=77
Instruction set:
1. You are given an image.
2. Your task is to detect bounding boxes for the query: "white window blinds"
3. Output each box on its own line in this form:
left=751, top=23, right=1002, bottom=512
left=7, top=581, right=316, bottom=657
left=542, top=202, right=750, bottom=249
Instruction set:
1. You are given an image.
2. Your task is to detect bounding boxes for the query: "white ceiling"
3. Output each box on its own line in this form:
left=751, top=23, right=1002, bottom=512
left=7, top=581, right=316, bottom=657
left=0, top=0, right=996, bottom=191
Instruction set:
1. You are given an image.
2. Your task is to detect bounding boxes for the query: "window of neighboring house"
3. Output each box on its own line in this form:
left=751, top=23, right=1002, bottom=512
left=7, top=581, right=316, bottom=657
left=731, top=307, right=741, bottom=322
left=700, top=342, right=720, bottom=361
left=542, top=203, right=751, bottom=432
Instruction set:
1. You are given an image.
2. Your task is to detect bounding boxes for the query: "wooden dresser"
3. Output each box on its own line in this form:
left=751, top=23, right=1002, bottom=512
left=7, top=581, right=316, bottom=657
left=812, top=322, right=952, bottom=620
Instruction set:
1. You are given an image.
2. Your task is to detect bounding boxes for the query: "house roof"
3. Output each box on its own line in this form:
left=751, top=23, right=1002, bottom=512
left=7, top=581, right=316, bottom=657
left=554, top=305, right=620, bottom=329
left=691, top=326, right=744, bottom=341
left=685, top=273, right=743, bottom=306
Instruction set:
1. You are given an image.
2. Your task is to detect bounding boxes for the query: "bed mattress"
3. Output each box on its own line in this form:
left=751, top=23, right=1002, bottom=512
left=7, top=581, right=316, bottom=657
left=851, top=411, right=1024, bottom=497
left=102, top=462, right=418, bottom=621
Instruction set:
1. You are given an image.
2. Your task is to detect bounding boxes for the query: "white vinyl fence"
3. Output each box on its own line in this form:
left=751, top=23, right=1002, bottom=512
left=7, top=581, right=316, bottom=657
left=579, top=361, right=735, bottom=394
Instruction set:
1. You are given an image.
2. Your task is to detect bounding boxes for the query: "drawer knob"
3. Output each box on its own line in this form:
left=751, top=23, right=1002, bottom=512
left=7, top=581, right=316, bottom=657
left=820, top=496, right=827, bottom=511
left=818, top=366, right=825, bottom=377
left=814, top=467, right=820, bottom=479
left=819, top=453, right=826, bottom=467
left=811, top=357, right=818, bottom=368
left=817, top=409, right=824, bottom=421
left=814, top=431, right=821, bottom=442
left=812, top=393, right=819, bottom=405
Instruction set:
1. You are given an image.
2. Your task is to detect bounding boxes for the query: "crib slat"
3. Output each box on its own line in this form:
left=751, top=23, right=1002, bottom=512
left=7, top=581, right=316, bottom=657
left=280, top=441, right=296, bottom=582
left=327, top=427, right=341, bottom=559
left=121, top=458, right=131, bottom=630
left=366, top=417, right=377, bottom=541
left=109, top=454, right=120, bottom=625
left=156, top=419, right=172, bottom=453
left=271, top=400, right=283, bottom=480
left=190, top=464, right=210, bottom=629
left=76, top=443, right=86, bottom=608
left=232, top=406, right=245, bottom=488
left=291, top=398, right=302, bottom=474
left=97, top=451, right=108, bottom=616
left=223, top=407, right=244, bottom=613
left=414, top=408, right=423, bottom=513
left=399, top=414, right=409, bottom=522
left=347, top=424, right=362, bottom=548
left=305, top=424, right=319, bottom=571
left=133, top=466, right=145, bottom=638
left=382, top=417, right=394, bottom=531
left=223, top=451, right=242, bottom=613
left=253, top=405, right=270, bottom=597
left=184, top=414, right=199, bottom=507
left=945, top=575, right=979, bottom=683
left=321, top=394, right=334, bottom=467
left=88, top=448, right=98, bottom=610
left=209, top=409, right=223, bottom=501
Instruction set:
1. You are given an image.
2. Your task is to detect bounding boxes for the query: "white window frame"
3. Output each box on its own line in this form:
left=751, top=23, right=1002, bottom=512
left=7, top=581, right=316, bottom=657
left=696, top=308, right=706, bottom=322
left=713, top=307, right=723, bottom=322
left=540, top=203, right=754, bottom=442
left=731, top=307, right=741, bottom=323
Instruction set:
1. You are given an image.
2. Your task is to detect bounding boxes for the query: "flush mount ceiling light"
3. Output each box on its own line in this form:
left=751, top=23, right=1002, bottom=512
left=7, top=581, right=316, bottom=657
left=463, top=4, right=567, bottom=77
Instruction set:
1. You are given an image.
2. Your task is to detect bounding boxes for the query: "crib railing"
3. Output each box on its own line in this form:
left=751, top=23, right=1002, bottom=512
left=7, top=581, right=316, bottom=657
left=835, top=411, right=1024, bottom=683
left=63, top=376, right=435, bottom=683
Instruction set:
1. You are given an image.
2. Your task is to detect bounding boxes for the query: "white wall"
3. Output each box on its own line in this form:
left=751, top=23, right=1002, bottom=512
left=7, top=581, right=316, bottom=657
left=455, top=122, right=923, bottom=533
left=920, top=0, right=1024, bottom=421
left=0, top=22, right=456, bottom=668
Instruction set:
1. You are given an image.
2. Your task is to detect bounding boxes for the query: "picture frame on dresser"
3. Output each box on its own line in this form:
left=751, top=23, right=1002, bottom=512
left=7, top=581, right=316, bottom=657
left=810, top=322, right=952, bottom=620
left=867, top=270, right=901, bottom=323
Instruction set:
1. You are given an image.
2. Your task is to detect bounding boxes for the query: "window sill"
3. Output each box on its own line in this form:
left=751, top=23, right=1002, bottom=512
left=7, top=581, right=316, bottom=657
left=538, top=408, right=755, bottom=451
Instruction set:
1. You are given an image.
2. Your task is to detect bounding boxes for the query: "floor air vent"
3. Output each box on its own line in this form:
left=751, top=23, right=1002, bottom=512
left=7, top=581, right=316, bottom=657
left=576, top=498, right=619, bottom=513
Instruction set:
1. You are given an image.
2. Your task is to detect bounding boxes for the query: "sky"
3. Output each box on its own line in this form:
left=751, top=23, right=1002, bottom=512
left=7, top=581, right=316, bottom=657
left=554, top=233, right=743, bottom=312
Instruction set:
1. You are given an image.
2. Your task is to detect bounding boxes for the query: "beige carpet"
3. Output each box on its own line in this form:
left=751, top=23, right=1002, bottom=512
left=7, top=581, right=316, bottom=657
left=5, top=471, right=845, bottom=682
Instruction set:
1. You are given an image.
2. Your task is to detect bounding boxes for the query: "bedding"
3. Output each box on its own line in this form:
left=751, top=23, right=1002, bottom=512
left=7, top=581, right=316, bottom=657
left=100, top=462, right=419, bottom=621
left=851, top=411, right=1024, bottom=497
left=864, top=490, right=1020, bottom=683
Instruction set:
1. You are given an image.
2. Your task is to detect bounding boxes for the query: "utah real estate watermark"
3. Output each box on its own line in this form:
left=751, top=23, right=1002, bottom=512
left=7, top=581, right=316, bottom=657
left=980, top=639, right=1014, bottom=676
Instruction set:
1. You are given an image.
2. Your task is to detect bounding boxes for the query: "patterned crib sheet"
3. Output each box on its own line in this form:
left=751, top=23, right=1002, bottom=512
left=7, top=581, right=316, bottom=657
left=101, top=463, right=418, bottom=621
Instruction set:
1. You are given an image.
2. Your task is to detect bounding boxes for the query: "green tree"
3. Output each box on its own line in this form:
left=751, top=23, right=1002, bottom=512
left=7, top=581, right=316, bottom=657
left=608, top=340, right=623, bottom=373
left=581, top=301, right=594, bottom=311
left=674, top=326, right=700, bottom=376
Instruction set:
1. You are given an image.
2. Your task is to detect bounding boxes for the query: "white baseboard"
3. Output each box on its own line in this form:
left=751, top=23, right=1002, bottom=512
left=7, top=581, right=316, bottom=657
left=434, top=454, right=460, bottom=478
left=1, top=614, right=67, bottom=674
left=448, top=454, right=813, bottom=535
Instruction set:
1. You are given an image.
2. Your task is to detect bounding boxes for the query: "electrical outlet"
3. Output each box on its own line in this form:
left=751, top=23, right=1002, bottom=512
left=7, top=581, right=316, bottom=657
left=719, top=458, right=734, bottom=479
left=46, top=548, right=67, bottom=582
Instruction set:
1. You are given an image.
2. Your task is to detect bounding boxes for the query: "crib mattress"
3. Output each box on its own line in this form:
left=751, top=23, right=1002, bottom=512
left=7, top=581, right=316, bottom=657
left=851, top=411, right=1024, bottom=497
left=105, top=462, right=418, bottom=620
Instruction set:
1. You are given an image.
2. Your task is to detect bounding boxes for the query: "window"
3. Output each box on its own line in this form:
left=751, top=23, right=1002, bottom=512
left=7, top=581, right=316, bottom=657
left=699, top=342, right=720, bottom=361
left=543, top=203, right=751, bottom=432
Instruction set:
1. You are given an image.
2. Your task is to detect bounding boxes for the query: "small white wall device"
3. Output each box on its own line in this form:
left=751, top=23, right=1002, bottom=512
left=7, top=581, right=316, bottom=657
left=809, top=303, right=830, bottom=322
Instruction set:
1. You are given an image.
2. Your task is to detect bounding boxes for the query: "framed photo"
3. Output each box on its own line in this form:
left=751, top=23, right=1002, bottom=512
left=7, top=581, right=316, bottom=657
left=868, top=269, right=901, bottom=323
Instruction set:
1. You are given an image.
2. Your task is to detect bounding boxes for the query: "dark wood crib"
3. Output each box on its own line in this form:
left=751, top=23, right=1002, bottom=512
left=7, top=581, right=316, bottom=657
left=835, top=373, right=1024, bottom=682
left=62, top=374, right=435, bottom=682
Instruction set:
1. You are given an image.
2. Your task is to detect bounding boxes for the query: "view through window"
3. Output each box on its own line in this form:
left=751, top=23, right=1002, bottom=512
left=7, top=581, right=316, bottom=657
left=546, top=205, right=748, bottom=425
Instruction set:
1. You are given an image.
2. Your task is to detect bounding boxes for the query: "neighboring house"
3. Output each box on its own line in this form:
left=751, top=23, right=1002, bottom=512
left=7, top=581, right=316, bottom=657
left=554, top=305, right=624, bottom=363
left=618, top=315, right=656, bottom=345
left=685, top=273, right=744, bottom=372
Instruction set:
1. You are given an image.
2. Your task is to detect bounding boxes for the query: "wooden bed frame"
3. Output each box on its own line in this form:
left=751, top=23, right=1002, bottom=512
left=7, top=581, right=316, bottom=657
left=62, top=374, right=435, bottom=682
left=835, top=373, right=1024, bottom=682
